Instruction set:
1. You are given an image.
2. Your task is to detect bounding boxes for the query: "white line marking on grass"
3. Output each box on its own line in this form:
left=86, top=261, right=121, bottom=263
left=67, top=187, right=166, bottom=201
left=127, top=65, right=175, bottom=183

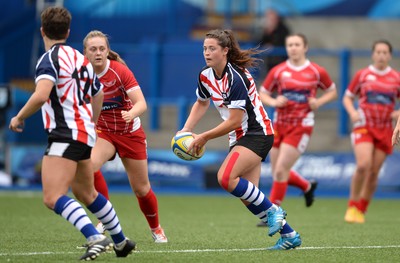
left=1, top=245, right=400, bottom=257
left=298, top=245, right=400, bottom=250
left=137, top=245, right=400, bottom=253
left=0, top=252, right=76, bottom=256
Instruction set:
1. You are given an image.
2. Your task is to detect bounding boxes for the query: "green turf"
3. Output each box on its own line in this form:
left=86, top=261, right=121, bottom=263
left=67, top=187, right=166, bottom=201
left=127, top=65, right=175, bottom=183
left=0, top=191, right=399, bottom=262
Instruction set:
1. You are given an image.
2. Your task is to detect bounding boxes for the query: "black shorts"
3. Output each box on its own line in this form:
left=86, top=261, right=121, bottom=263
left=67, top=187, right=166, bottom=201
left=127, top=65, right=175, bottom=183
left=230, top=134, right=274, bottom=161
left=44, top=138, right=92, bottom=161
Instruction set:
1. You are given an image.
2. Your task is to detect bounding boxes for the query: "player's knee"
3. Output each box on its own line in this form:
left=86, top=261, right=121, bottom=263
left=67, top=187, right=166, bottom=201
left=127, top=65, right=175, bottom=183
left=216, top=171, right=226, bottom=189
left=92, top=162, right=103, bottom=173
left=218, top=152, right=240, bottom=191
left=42, top=195, right=57, bottom=210
left=274, top=168, right=289, bottom=181
left=356, top=163, right=371, bottom=175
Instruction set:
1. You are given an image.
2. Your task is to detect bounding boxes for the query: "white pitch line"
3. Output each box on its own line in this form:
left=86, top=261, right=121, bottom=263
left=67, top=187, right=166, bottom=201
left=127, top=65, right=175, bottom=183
left=1, top=245, right=400, bottom=257
left=136, top=245, right=400, bottom=253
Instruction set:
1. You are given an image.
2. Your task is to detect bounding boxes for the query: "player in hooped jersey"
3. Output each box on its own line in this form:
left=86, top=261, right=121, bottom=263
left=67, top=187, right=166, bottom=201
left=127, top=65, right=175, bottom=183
left=258, top=34, right=337, bottom=222
left=82, top=30, right=167, bottom=243
left=343, top=40, right=400, bottom=224
left=9, top=7, right=134, bottom=260
left=179, top=29, right=301, bottom=250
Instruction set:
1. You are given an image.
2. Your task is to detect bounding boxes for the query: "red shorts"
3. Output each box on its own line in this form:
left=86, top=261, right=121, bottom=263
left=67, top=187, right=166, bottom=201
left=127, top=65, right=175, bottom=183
left=97, top=126, right=148, bottom=160
left=273, top=123, right=313, bottom=153
left=351, top=126, right=393, bottom=154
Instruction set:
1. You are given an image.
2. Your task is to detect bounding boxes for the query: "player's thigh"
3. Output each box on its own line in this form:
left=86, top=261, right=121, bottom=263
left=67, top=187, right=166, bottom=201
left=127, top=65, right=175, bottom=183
left=353, top=142, right=374, bottom=169
left=274, top=143, right=301, bottom=172
left=121, top=158, right=150, bottom=196
left=371, top=148, right=387, bottom=175
left=218, top=146, right=261, bottom=181
left=269, top=147, right=279, bottom=171
left=91, top=137, right=116, bottom=171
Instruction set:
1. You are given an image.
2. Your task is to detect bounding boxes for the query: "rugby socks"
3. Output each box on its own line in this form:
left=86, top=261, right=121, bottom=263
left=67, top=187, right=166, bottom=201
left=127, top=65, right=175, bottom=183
left=280, top=220, right=296, bottom=237
left=358, top=198, right=369, bottom=213
left=348, top=199, right=358, bottom=208
left=288, top=170, right=310, bottom=192
left=231, top=177, right=273, bottom=223
left=270, top=181, right=288, bottom=205
left=232, top=178, right=297, bottom=237
left=87, top=193, right=126, bottom=245
left=94, top=170, right=110, bottom=200
left=137, top=188, right=160, bottom=229
left=348, top=199, right=368, bottom=213
left=54, top=195, right=99, bottom=239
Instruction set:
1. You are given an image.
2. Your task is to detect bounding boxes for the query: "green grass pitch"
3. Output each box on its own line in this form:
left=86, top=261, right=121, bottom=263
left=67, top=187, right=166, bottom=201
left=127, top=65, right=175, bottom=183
left=0, top=191, right=399, bottom=262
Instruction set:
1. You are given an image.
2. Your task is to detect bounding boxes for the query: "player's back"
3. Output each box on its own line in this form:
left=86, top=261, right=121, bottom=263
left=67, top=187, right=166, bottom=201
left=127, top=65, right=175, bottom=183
left=36, top=44, right=101, bottom=146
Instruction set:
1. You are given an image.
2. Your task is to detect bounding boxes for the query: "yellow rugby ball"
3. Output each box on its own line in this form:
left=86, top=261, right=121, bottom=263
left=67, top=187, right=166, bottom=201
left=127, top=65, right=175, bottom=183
left=171, top=132, right=205, bottom=161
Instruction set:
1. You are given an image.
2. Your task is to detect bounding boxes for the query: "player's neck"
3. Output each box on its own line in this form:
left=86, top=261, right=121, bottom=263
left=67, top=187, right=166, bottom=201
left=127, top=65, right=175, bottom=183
left=289, top=58, right=306, bottom=67
left=44, top=38, right=66, bottom=51
left=373, top=63, right=389, bottom=71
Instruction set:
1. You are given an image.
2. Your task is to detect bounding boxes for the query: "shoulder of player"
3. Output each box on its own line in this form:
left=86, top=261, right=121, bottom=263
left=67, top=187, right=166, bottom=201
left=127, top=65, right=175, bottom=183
left=199, top=66, right=213, bottom=80
left=199, top=65, right=211, bottom=74
left=308, top=61, right=326, bottom=70
left=270, top=61, right=288, bottom=74
left=109, top=59, right=128, bottom=70
left=108, top=59, right=135, bottom=77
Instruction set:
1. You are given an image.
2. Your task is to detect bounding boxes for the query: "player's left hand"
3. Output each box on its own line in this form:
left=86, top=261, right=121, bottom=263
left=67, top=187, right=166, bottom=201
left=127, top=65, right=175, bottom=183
left=308, top=98, right=319, bottom=111
left=392, top=127, right=400, bottom=146
left=188, top=133, right=207, bottom=156
left=121, top=110, right=133, bottom=123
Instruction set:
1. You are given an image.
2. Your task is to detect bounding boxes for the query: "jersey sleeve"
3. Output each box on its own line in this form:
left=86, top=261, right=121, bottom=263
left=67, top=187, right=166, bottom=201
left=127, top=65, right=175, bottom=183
left=395, top=70, right=400, bottom=99
left=317, top=65, right=334, bottom=91
left=91, top=75, right=103, bottom=97
left=196, top=73, right=211, bottom=101
left=121, top=65, right=140, bottom=92
left=35, top=53, right=57, bottom=84
left=227, top=76, right=248, bottom=110
left=345, top=69, right=363, bottom=97
left=259, top=66, right=278, bottom=94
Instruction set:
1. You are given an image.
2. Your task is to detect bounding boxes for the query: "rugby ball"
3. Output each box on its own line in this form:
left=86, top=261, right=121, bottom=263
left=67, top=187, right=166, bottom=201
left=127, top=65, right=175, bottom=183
left=171, top=132, right=205, bottom=161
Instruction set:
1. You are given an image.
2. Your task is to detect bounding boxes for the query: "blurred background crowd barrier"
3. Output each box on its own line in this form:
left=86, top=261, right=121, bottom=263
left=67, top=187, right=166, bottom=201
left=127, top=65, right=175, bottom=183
left=1, top=0, right=400, bottom=191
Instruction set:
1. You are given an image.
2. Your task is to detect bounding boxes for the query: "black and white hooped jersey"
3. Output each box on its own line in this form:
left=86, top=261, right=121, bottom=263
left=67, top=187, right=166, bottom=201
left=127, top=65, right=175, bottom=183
left=35, top=43, right=102, bottom=147
left=196, top=62, right=274, bottom=146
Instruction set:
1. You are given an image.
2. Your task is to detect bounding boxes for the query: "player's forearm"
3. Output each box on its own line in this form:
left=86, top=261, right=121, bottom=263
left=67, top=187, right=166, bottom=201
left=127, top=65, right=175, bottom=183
left=183, top=100, right=209, bottom=131
left=317, top=88, right=338, bottom=107
left=201, top=109, right=243, bottom=141
left=16, top=92, right=47, bottom=121
left=342, top=95, right=357, bottom=115
left=259, top=91, right=276, bottom=107
left=92, top=91, right=104, bottom=123
left=129, top=100, right=147, bottom=119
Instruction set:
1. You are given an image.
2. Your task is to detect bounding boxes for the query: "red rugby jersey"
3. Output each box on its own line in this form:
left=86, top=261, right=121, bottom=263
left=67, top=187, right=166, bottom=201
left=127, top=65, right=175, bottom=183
left=260, top=60, right=335, bottom=126
left=96, top=59, right=142, bottom=134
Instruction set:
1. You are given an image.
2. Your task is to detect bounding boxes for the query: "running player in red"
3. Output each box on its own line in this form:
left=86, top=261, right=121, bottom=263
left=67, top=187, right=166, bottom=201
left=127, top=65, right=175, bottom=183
left=9, top=7, right=135, bottom=260
left=179, top=29, right=301, bottom=250
left=258, top=33, right=337, bottom=226
left=82, top=30, right=167, bottom=242
left=343, top=40, right=400, bottom=224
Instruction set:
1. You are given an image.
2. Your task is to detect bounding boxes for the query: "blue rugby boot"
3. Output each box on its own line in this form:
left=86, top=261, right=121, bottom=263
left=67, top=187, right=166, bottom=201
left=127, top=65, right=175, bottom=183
left=266, top=205, right=286, bottom=236
left=268, top=232, right=302, bottom=250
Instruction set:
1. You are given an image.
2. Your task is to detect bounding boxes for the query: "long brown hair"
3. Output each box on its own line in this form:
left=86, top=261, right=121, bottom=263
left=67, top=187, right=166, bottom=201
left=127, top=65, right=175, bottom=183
left=205, top=29, right=263, bottom=69
left=83, top=30, right=127, bottom=66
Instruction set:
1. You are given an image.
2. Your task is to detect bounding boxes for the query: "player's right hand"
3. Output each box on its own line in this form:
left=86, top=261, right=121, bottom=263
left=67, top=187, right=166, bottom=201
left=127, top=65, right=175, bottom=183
left=9, top=116, right=24, bottom=132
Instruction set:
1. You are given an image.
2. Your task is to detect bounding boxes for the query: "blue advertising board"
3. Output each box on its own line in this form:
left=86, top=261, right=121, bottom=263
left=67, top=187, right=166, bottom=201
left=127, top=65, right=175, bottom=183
left=5, top=145, right=400, bottom=193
